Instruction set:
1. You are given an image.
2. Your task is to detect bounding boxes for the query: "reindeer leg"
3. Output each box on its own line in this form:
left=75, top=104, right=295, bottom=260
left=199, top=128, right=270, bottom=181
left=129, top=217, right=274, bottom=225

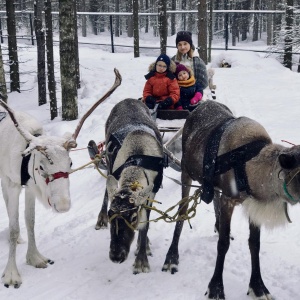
left=133, top=208, right=151, bottom=274
left=206, top=194, right=235, bottom=299
left=95, top=189, right=109, bottom=229
left=1, top=179, right=22, bottom=288
left=135, top=231, right=152, bottom=256
left=213, top=191, right=221, bottom=234
left=25, top=188, right=53, bottom=268
left=162, top=169, right=192, bottom=274
left=247, top=223, right=272, bottom=300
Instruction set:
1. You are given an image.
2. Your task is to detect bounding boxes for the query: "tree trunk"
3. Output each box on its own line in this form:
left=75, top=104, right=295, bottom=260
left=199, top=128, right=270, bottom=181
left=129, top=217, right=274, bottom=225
left=6, top=0, right=20, bottom=92
left=0, top=43, right=7, bottom=102
left=34, top=0, right=46, bottom=106
left=232, top=13, right=237, bottom=46
left=127, top=0, right=133, bottom=38
left=208, top=0, right=213, bottom=62
left=241, top=0, right=250, bottom=41
left=90, top=0, right=99, bottom=35
left=59, top=0, right=78, bottom=120
left=170, top=0, right=176, bottom=36
left=198, top=0, right=207, bottom=63
left=252, top=0, right=259, bottom=41
left=145, top=0, right=149, bottom=34
left=81, top=0, right=87, bottom=37
left=283, top=0, right=293, bottom=69
left=45, top=0, right=57, bottom=120
left=73, top=0, right=80, bottom=89
left=133, top=0, right=139, bottom=57
left=182, top=0, right=187, bottom=30
left=266, top=0, right=273, bottom=45
left=158, top=0, right=167, bottom=54
left=115, top=0, right=120, bottom=37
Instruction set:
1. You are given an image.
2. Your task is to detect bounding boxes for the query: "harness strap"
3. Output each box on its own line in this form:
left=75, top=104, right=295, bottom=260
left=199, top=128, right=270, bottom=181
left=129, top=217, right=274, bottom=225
left=214, top=140, right=269, bottom=193
left=112, top=154, right=164, bottom=193
left=202, top=117, right=235, bottom=203
left=21, top=154, right=31, bottom=186
left=20, top=134, right=41, bottom=186
left=202, top=117, right=269, bottom=204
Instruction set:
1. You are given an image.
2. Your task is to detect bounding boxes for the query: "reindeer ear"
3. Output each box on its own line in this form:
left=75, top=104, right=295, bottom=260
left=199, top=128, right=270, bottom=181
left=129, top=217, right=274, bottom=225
left=279, top=153, right=297, bottom=169
left=136, top=184, right=153, bottom=206
left=107, top=175, right=119, bottom=201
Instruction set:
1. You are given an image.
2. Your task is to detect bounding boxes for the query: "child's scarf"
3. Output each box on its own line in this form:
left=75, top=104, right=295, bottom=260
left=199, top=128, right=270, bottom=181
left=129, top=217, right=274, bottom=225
left=177, top=75, right=196, bottom=88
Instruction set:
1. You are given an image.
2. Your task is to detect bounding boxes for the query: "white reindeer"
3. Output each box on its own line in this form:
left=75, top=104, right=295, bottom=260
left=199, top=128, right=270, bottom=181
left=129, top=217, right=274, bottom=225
left=0, top=69, right=121, bottom=288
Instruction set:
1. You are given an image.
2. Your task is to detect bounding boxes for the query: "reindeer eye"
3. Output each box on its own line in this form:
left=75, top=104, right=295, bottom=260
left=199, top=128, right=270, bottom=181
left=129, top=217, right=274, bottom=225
left=129, top=198, right=134, bottom=203
left=70, top=162, right=73, bottom=167
left=40, top=166, right=44, bottom=171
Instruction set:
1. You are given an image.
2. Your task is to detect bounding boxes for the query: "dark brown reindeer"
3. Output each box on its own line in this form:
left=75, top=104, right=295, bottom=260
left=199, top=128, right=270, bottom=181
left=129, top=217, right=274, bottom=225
left=162, top=100, right=300, bottom=299
left=94, top=98, right=164, bottom=273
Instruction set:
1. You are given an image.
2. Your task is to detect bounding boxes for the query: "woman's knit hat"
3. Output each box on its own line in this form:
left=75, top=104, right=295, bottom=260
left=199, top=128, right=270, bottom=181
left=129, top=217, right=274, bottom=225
left=156, top=54, right=171, bottom=68
left=175, top=31, right=195, bottom=50
left=175, top=64, right=189, bottom=78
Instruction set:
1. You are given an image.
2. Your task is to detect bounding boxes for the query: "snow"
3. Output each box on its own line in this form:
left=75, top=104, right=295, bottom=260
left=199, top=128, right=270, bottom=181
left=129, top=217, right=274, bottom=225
left=0, top=33, right=300, bottom=300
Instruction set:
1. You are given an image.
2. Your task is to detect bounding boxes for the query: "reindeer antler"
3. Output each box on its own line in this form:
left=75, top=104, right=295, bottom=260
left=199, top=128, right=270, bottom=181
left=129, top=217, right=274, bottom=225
left=72, top=68, right=122, bottom=141
left=0, top=99, right=34, bottom=143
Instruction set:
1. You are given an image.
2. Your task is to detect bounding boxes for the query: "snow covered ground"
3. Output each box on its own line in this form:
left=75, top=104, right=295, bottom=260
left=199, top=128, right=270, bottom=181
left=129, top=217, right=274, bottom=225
left=0, top=32, right=300, bottom=300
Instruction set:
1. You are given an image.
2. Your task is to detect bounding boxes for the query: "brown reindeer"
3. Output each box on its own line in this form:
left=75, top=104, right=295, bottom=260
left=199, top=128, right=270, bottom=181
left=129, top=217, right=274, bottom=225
left=95, top=98, right=164, bottom=274
left=162, top=100, right=300, bottom=299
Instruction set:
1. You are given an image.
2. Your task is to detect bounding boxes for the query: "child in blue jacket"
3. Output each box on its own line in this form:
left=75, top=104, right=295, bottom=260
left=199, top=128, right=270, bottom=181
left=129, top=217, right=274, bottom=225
left=175, top=63, right=203, bottom=111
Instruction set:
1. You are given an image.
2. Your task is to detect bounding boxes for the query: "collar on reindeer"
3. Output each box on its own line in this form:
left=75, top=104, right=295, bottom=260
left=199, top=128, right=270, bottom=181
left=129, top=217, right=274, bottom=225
left=112, top=154, right=164, bottom=193
left=45, top=172, right=69, bottom=184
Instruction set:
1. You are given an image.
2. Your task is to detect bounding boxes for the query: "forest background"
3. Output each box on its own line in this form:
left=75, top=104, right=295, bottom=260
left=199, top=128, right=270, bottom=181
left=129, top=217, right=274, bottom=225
left=0, top=0, right=299, bottom=121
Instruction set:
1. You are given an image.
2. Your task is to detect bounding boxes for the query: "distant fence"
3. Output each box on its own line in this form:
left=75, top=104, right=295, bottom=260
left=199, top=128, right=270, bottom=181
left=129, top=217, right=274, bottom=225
left=0, top=9, right=297, bottom=56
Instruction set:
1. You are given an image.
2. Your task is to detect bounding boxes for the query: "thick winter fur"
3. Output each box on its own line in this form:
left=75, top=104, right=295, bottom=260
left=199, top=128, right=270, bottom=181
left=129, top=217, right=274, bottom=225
left=95, top=98, right=164, bottom=274
left=163, top=100, right=300, bottom=299
left=0, top=108, right=74, bottom=288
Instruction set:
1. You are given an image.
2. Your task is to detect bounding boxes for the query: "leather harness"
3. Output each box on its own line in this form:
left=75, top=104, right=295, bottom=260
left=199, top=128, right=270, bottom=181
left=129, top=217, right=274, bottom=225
left=202, top=117, right=269, bottom=204
left=107, top=127, right=165, bottom=194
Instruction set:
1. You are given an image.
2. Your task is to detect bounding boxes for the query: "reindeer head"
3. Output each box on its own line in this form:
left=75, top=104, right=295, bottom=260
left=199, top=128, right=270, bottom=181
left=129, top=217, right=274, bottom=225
left=106, top=172, right=153, bottom=263
left=0, top=69, right=122, bottom=213
left=277, top=145, right=300, bottom=205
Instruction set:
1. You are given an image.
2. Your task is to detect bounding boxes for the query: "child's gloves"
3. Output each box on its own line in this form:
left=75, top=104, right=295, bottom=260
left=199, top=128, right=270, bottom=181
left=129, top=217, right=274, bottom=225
left=145, top=96, right=157, bottom=109
left=190, top=92, right=203, bottom=105
left=176, top=106, right=183, bottom=110
left=158, top=97, right=173, bottom=109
